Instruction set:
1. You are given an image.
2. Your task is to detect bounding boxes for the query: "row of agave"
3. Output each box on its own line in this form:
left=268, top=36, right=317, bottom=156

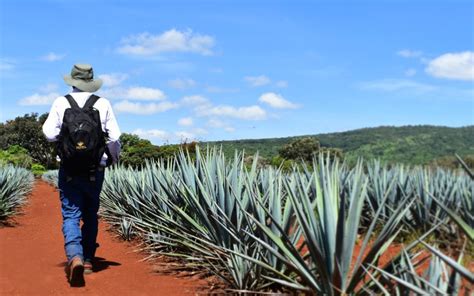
left=0, top=164, right=34, bottom=219
left=95, top=148, right=473, bottom=294
left=42, top=149, right=474, bottom=295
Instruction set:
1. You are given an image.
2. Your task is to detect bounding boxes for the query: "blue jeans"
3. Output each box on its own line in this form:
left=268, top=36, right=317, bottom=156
left=58, top=166, right=105, bottom=263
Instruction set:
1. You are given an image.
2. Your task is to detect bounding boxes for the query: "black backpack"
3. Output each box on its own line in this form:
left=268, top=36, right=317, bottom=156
left=57, top=94, right=110, bottom=176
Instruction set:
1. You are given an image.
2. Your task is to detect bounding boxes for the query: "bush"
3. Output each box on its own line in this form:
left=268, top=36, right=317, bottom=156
left=0, top=145, right=33, bottom=168
left=31, top=163, right=46, bottom=177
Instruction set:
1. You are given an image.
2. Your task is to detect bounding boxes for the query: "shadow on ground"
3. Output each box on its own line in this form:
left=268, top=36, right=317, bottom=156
left=57, top=257, right=121, bottom=273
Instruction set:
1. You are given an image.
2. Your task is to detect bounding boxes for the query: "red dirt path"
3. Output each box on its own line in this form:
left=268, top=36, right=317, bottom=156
left=0, top=181, right=208, bottom=296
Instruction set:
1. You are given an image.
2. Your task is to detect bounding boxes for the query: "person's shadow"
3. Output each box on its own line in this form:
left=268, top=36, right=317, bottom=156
left=58, top=257, right=121, bottom=273
left=90, top=257, right=121, bottom=272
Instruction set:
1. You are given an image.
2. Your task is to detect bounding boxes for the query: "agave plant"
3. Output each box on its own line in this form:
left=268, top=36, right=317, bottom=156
left=0, top=164, right=34, bottom=219
left=371, top=241, right=473, bottom=295
left=236, top=155, right=415, bottom=294
left=98, top=148, right=472, bottom=293
left=41, top=170, right=58, bottom=188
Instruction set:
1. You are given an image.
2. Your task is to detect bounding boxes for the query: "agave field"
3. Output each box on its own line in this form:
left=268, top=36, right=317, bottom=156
left=0, top=164, right=34, bottom=220
left=44, top=149, right=473, bottom=294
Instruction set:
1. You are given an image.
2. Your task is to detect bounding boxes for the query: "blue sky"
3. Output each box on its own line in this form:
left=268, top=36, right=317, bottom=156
left=1, top=0, right=473, bottom=144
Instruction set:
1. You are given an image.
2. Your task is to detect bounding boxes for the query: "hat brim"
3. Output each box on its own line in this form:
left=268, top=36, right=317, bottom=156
left=64, top=75, right=103, bottom=92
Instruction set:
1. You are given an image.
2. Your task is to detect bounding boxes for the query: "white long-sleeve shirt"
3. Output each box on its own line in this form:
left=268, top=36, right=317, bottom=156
left=42, top=90, right=121, bottom=166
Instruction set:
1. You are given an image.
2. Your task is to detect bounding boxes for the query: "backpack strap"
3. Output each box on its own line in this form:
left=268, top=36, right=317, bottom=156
left=64, top=94, right=80, bottom=110
left=83, top=94, right=101, bottom=110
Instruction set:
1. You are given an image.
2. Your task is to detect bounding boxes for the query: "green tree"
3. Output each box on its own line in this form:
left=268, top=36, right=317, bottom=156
left=0, top=113, right=56, bottom=169
left=278, top=137, right=321, bottom=162
left=119, top=133, right=198, bottom=168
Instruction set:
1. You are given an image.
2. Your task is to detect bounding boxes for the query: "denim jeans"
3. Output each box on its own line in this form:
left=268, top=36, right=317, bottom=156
left=58, top=166, right=105, bottom=263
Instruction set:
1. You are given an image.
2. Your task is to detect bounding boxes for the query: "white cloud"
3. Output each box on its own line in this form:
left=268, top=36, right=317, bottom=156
left=199, top=105, right=267, bottom=120
left=205, top=86, right=239, bottom=93
left=207, top=118, right=235, bottom=132
left=358, top=79, right=436, bottom=93
left=207, top=118, right=227, bottom=128
left=275, top=80, right=288, bottom=88
left=18, top=83, right=61, bottom=105
left=131, top=127, right=207, bottom=143
left=99, top=73, right=129, bottom=87
left=41, top=52, right=65, bottom=62
left=181, top=95, right=267, bottom=120
left=19, top=92, right=60, bottom=106
left=0, top=59, right=15, bottom=70
left=258, top=92, right=299, bottom=109
left=132, top=128, right=170, bottom=140
left=101, top=86, right=166, bottom=100
left=426, top=51, right=474, bottom=81
left=117, top=29, right=215, bottom=56
left=397, top=49, right=423, bottom=58
left=405, top=68, right=417, bottom=77
left=114, top=100, right=178, bottom=114
left=180, top=95, right=211, bottom=106
left=178, top=117, right=193, bottom=126
left=126, top=87, right=166, bottom=100
left=39, top=83, right=59, bottom=93
left=168, top=78, right=197, bottom=90
left=244, top=75, right=271, bottom=87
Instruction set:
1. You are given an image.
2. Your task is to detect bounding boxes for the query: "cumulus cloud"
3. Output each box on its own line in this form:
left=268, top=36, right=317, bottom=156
left=114, top=100, right=178, bottom=114
left=132, top=128, right=170, bottom=140
left=126, top=87, right=166, bottom=100
left=426, top=51, right=474, bottom=81
left=168, top=78, right=196, bottom=90
left=98, top=73, right=129, bottom=87
left=397, top=49, right=423, bottom=58
left=180, top=95, right=212, bottom=107
left=178, top=117, right=193, bottom=126
left=207, top=118, right=235, bottom=132
left=207, top=118, right=227, bottom=128
left=18, top=84, right=60, bottom=105
left=358, top=79, right=436, bottom=93
left=198, top=105, right=267, bottom=120
left=181, top=95, right=267, bottom=120
left=275, top=80, right=288, bottom=88
left=101, top=86, right=166, bottom=101
left=244, top=75, right=271, bottom=87
left=258, top=92, right=299, bottom=109
left=41, top=52, right=65, bottom=62
left=117, top=29, right=215, bottom=56
left=19, top=92, right=60, bottom=106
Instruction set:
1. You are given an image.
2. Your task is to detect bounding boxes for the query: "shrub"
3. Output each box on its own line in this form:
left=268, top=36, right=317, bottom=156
left=0, top=145, right=33, bottom=168
left=31, top=163, right=46, bottom=177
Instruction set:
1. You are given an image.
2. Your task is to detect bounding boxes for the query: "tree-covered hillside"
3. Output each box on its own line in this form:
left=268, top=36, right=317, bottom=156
left=207, top=125, right=474, bottom=165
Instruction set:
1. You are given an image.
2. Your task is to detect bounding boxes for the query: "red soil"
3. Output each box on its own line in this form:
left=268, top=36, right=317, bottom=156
left=0, top=180, right=209, bottom=296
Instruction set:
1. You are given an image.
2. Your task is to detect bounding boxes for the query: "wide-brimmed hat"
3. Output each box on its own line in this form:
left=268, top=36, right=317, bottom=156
left=63, top=64, right=103, bottom=92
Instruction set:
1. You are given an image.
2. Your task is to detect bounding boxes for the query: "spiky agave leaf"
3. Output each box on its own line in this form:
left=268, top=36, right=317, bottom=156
left=0, top=164, right=34, bottom=219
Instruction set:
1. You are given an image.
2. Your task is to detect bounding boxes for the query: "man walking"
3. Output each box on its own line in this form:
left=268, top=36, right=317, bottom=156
left=42, top=64, right=121, bottom=286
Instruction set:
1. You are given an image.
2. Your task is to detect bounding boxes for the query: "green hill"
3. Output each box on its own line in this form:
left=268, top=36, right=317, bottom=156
left=206, top=125, right=474, bottom=165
